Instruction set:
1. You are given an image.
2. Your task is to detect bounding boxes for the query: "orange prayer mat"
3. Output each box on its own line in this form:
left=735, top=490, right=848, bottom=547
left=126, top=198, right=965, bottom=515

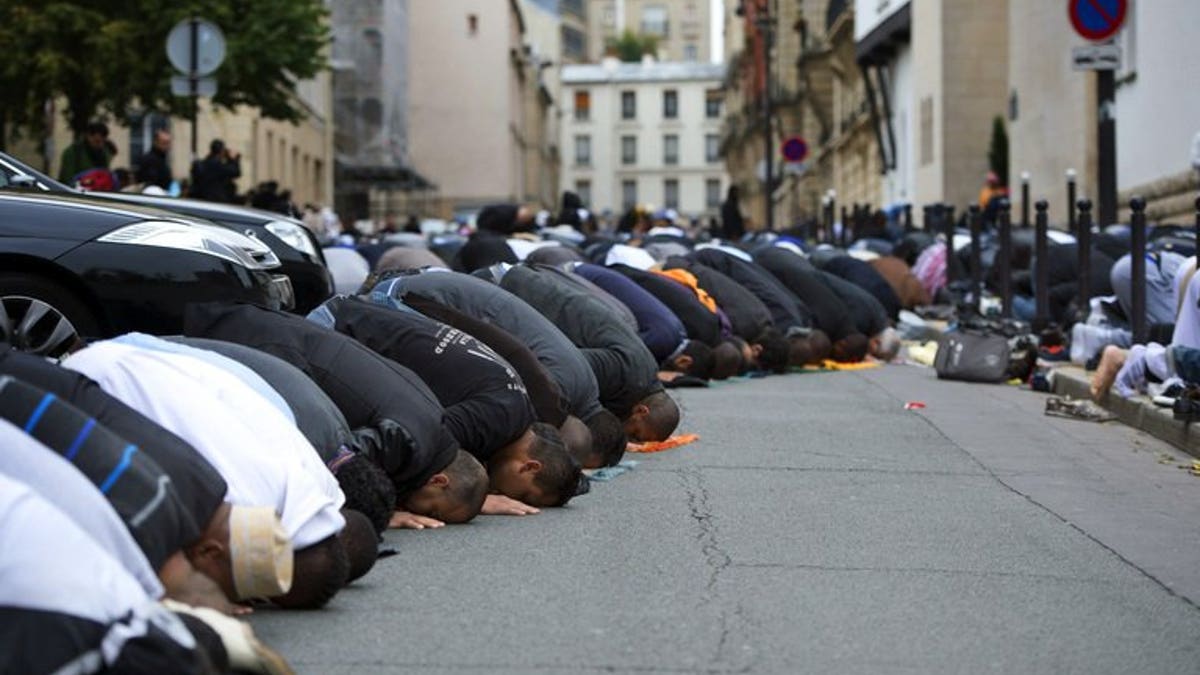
left=626, top=433, right=700, bottom=453
left=792, top=360, right=883, bottom=373
left=818, top=359, right=882, bottom=371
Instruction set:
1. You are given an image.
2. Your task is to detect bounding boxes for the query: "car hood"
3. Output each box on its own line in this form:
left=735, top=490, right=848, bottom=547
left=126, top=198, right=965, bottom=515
left=0, top=192, right=278, bottom=267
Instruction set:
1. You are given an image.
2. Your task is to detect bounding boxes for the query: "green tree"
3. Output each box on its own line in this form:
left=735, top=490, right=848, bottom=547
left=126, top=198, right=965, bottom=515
left=988, top=115, right=1009, bottom=187
left=0, top=0, right=329, bottom=145
left=606, top=30, right=659, bottom=62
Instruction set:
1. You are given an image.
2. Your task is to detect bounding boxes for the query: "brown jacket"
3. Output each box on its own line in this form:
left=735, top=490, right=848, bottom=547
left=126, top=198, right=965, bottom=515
left=869, top=256, right=930, bottom=309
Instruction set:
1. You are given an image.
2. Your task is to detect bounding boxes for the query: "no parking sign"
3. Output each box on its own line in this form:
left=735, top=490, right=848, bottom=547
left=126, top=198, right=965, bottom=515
left=1068, top=0, right=1127, bottom=42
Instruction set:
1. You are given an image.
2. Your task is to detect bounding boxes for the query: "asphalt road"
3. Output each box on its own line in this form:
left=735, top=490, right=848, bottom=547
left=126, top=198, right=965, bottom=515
left=250, top=364, right=1200, bottom=674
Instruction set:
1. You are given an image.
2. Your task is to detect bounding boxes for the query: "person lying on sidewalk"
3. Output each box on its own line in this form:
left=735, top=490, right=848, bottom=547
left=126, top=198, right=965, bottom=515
left=1092, top=261, right=1200, bottom=400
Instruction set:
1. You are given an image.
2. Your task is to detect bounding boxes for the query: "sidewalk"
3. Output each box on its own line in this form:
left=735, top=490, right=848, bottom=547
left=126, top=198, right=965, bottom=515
left=1051, top=364, right=1200, bottom=459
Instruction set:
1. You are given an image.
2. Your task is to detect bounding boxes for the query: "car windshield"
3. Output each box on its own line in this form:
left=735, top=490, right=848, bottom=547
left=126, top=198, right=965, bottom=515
left=0, top=153, right=72, bottom=192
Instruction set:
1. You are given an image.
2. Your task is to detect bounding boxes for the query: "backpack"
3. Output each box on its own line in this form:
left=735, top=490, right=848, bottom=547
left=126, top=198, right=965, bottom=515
left=933, top=331, right=1011, bottom=383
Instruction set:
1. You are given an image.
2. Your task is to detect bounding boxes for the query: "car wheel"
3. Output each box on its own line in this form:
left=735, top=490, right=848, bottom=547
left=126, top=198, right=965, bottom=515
left=0, top=273, right=99, bottom=358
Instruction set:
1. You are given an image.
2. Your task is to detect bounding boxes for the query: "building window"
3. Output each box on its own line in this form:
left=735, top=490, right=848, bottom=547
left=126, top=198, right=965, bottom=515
left=575, top=179, right=591, bottom=206
left=663, top=90, right=678, bottom=119
left=663, top=134, right=679, bottom=165
left=621, top=91, right=636, bottom=119
left=575, top=135, right=592, bottom=166
left=562, top=0, right=585, bottom=19
left=574, top=90, right=590, bottom=121
left=684, top=44, right=698, bottom=61
left=641, top=5, right=669, bottom=37
left=705, top=178, right=721, bottom=208
left=705, top=134, right=719, bottom=163
left=621, top=135, right=637, bottom=164
left=467, top=14, right=478, bottom=36
left=622, top=179, right=638, bottom=209
left=919, top=96, right=933, bottom=167
left=664, top=179, right=679, bottom=209
left=562, top=25, right=586, bottom=61
left=705, top=90, right=722, bottom=118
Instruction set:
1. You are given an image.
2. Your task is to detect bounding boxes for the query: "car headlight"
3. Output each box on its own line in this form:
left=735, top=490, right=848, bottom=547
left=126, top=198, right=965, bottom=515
left=265, top=220, right=318, bottom=257
left=97, top=220, right=278, bottom=270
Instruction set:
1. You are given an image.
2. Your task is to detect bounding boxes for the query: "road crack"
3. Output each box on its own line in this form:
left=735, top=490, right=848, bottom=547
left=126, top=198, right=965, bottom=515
left=677, top=468, right=752, bottom=669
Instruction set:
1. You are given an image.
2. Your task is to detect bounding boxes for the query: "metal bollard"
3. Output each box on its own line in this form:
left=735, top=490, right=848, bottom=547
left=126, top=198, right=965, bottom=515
left=1034, top=199, right=1050, bottom=329
left=968, top=204, right=983, bottom=316
left=932, top=203, right=946, bottom=239
left=1194, top=195, right=1200, bottom=255
left=822, top=194, right=834, bottom=244
left=943, top=203, right=956, bottom=286
left=1020, top=172, right=1031, bottom=229
left=998, top=198, right=1013, bottom=318
left=1130, top=197, right=1148, bottom=344
left=829, top=192, right=838, bottom=244
left=1076, top=198, right=1093, bottom=318
left=840, top=205, right=848, bottom=248
left=1066, top=169, right=1077, bottom=235
left=904, top=203, right=914, bottom=233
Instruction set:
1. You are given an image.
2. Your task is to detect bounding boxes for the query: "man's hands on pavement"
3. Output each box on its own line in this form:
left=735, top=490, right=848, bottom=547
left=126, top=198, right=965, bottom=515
left=481, top=494, right=540, bottom=516
left=389, top=511, right=445, bottom=530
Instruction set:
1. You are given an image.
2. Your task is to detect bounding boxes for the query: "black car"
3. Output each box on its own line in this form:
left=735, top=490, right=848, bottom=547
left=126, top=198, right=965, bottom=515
left=0, top=189, right=292, bottom=357
left=0, top=152, right=333, bottom=313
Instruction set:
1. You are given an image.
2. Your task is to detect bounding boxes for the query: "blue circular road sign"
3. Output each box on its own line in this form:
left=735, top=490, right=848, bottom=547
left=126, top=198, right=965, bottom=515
left=781, top=137, right=808, bottom=163
left=1068, top=0, right=1127, bottom=42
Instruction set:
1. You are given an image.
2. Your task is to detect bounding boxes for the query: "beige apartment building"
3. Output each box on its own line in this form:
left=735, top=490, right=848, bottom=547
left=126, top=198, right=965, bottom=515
left=561, top=59, right=728, bottom=218
left=723, top=0, right=881, bottom=233
left=724, top=0, right=1012, bottom=232
left=588, top=0, right=712, bottom=62
left=367, top=0, right=560, bottom=221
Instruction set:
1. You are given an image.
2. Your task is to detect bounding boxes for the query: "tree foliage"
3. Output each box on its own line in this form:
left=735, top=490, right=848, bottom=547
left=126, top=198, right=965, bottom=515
left=988, top=115, right=1009, bottom=187
left=606, top=30, right=659, bottom=62
left=0, top=0, right=329, bottom=140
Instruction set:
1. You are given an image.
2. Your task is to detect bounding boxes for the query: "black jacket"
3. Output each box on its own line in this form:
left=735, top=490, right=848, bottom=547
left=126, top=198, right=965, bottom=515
left=500, top=265, right=662, bottom=418
left=689, top=248, right=812, bottom=334
left=402, top=296, right=568, bottom=426
left=135, top=147, right=172, bottom=189
left=167, top=337, right=354, bottom=463
left=817, top=270, right=890, bottom=337
left=820, top=255, right=903, bottom=320
left=755, top=248, right=858, bottom=341
left=370, top=270, right=605, bottom=422
left=183, top=303, right=457, bottom=498
left=663, top=256, right=773, bottom=341
left=574, top=263, right=687, bottom=363
left=189, top=154, right=240, bottom=203
left=0, top=344, right=222, bottom=558
left=609, top=264, right=724, bottom=347
left=0, top=374, right=198, bottom=572
left=319, top=296, right=534, bottom=462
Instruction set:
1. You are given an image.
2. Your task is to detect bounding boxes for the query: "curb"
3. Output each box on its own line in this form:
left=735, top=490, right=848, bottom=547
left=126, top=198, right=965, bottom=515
left=1052, top=365, right=1200, bottom=459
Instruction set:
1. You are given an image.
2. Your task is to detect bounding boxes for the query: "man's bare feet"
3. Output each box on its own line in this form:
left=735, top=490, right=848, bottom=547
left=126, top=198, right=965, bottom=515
left=1091, top=345, right=1127, bottom=401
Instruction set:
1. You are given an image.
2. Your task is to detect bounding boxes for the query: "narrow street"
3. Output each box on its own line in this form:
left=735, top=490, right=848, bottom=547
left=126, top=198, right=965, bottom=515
left=252, top=366, right=1200, bottom=674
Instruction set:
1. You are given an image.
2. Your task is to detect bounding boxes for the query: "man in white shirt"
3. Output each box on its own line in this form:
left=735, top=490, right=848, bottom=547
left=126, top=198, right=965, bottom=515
left=0, top=471, right=207, bottom=673
left=64, top=338, right=374, bottom=608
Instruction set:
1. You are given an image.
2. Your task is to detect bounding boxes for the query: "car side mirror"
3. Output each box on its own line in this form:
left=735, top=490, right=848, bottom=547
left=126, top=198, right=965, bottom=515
left=9, top=174, right=38, bottom=189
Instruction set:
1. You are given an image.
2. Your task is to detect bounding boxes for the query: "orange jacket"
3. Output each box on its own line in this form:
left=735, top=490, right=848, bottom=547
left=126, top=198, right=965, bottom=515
left=652, top=268, right=719, bottom=313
